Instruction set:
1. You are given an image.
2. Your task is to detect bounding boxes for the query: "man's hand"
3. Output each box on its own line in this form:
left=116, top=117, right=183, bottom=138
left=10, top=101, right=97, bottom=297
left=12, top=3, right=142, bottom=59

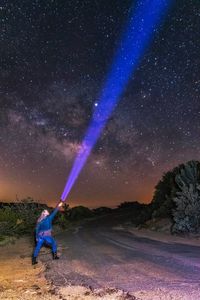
left=58, top=201, right=63, bottom=208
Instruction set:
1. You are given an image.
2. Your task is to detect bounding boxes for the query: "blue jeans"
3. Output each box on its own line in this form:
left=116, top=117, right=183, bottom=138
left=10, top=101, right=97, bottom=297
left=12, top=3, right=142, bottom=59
left=33, top=236, right=57, bottom=257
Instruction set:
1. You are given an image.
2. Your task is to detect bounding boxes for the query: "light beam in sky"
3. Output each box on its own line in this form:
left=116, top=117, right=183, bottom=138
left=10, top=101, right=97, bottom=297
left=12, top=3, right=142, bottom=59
left=61, top=0, right=172, bottom=202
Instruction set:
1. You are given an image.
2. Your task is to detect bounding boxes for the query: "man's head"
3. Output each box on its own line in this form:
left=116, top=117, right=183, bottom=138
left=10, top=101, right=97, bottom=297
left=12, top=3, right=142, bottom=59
left=42, top=210, right=50, bottom=218
left=37, top=209, right=49, bottom=223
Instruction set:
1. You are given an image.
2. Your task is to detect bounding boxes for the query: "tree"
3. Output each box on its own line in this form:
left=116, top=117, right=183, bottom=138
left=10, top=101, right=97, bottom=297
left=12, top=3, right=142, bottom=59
left=172, top=161, right=200, bottom=233
left=151, top=166, right=182, bottom=218
left=117, top=201, right=142, bottom=210
left=151, top=160, right=200, bottom=226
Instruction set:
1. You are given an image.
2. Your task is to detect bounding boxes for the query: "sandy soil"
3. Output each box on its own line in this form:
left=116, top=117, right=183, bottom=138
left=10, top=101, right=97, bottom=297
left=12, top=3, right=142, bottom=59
left=0, top=238, right=59, bottom=300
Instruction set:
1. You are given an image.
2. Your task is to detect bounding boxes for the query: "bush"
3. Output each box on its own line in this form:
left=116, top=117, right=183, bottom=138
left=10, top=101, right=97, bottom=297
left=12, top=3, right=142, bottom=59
left=172, top=161, right=200, bottom=233
left=151, top=161, right=200, bottom=219
left=0, top=199, right=96, bottom=240
left=0, top=207, right=22, bottom=237
left=151, top=160, right=200, bottom=233
left=68, top=206, right=94, bottom=221
left=93, top=207, right=113, bottom=215
left=0, top=198, right=49, bottom=237
left=0, top=235, right=16, bottom=246
left=151, top=167, right=182, bottom=218
left=132, top=204, right=152, bottom=225
left=118, top=201, right=142, bottom=210
left=56, top=213, right=71, bottom=229
left=0, top=206, right=18, bottom=224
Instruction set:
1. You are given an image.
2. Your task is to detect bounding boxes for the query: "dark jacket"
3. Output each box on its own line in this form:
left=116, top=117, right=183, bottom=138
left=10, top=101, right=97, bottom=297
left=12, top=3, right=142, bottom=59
left=35, top=207, right=59, bottom=239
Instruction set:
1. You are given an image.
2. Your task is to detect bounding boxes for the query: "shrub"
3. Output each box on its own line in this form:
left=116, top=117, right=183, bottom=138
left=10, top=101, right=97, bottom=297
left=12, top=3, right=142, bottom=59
left=132, top=204, right=152, bottom=225
left=117, top=201, right=142, bottom=210
left=172, top=161, right=200, bottom=233
left=56, top=213, right=71, bottom=229
left=93, top=207, right=113, bottom=215
left=151, top=160, right=200, bottom=234
left=0, top=206, right=18, bottom=224
left=0, top=198, right=49, bottom=237
left=68, top=206, right=94, bottom=221
left=151, top=167, right=182, bottom=218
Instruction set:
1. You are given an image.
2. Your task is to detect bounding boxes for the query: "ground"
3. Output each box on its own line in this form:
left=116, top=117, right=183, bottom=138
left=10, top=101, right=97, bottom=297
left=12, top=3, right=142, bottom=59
left=1, top=216, right=200, bottom=299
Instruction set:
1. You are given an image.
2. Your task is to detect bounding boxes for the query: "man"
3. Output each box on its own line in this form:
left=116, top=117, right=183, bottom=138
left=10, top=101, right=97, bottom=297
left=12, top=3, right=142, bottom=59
left=32, top=201, right=63, bottom=265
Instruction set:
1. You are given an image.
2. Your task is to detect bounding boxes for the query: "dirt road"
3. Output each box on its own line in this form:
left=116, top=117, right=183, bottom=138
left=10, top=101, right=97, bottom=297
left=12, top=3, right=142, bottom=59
left=41, top=217, right=200, bottom=299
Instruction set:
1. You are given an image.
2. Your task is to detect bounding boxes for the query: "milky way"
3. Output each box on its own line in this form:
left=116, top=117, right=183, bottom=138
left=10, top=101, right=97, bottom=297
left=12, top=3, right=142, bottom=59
left=0, top=0, right=200, bottom=207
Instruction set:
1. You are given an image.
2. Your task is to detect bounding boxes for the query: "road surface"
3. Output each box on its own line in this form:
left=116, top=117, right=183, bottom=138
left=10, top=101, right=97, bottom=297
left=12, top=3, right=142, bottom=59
left=42, top=217, right=200, bottom=299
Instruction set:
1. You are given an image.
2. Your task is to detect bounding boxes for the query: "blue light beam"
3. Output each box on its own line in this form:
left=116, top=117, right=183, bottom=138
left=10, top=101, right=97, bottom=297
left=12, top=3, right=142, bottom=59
left=61, top=0, right=172, bottom=201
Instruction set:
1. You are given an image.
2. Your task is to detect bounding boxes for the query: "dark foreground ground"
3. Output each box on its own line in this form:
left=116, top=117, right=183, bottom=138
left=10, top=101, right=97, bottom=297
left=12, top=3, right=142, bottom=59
left=41, top=215, right=200, bottom=299
left=1, top=215, right=200, bottom=299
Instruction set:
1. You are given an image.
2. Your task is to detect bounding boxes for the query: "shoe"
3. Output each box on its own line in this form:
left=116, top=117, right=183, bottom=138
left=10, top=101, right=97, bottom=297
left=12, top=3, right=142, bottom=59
left=53, top=252, right=59, bottom=260
left=32, top=256, right=38, bottom=265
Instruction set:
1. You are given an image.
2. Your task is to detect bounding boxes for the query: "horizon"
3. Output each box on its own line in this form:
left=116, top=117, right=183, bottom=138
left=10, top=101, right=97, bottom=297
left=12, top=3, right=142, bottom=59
left=0, top=197, right=147, bottom=210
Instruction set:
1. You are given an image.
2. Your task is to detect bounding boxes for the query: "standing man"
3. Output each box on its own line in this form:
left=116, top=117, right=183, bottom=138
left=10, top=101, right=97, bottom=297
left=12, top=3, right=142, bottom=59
left=32, top=201, right=63, bottom=265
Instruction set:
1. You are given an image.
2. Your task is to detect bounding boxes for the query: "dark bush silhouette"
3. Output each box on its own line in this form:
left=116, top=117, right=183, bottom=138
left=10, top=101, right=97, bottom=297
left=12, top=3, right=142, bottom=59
left=172, top=161, right=200, bottom=233
left=117, top=201, right=142, bottom=210
left=93, top=206, right=113, bottom=215
left=68, top=206, right=94, bottom=221
left=151, top=160, right=200, bottom=233
left=116, top=201, right=152, bottom=225
left=0, top=198, right=50, bottom=237
left=151, top=164, right=184, bottom=218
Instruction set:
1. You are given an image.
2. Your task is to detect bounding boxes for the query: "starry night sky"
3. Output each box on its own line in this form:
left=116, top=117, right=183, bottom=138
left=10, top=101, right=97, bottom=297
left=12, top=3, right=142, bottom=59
left=0, top=0, right=200, bottom=207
